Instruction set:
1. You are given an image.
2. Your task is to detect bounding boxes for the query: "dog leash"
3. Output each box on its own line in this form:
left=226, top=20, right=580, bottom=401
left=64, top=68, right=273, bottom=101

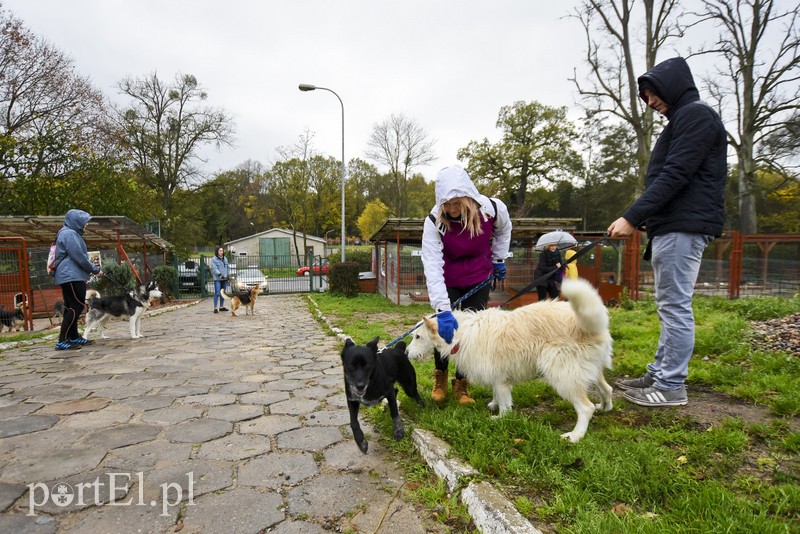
left=495, top=236, right=606, bottom=308
left=385, top=274, right=496, bottom=348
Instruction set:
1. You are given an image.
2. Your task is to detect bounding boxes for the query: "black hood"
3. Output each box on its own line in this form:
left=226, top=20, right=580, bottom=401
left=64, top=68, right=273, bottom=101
left=638, top=57, right=699, bottom=115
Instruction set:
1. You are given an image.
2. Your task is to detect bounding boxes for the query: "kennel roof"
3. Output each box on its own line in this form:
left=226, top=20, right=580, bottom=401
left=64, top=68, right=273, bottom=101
left=370, top=217, right=582, bottom=244
left=0, top=216, right=172, bottom=252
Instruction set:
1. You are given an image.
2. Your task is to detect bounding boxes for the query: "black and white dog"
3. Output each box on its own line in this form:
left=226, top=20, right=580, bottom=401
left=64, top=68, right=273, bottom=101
left=341, top=337, right=424, bottom=454
left=0, top=304, right=24, bottom=332
left=83, top=282, right=162, bottom=339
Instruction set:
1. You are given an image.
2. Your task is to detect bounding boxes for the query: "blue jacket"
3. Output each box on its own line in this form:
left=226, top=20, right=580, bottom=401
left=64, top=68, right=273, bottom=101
left=623, top=57, right=728, bottom=238
left=54, top=209, right=100, bottom=285
left=211, top=254, right=229, bottom=280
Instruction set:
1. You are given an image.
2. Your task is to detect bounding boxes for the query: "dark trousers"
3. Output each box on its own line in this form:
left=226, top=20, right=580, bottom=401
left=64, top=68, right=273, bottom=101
left=536, top=281, right=560, bottom=301
left=59, top=281, right=87, bottom=342
left=434, top=283, right=491, bottom=379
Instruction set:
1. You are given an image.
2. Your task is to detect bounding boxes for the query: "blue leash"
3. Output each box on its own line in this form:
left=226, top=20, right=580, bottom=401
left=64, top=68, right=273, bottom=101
left=385, top=274, right=496, bottom=348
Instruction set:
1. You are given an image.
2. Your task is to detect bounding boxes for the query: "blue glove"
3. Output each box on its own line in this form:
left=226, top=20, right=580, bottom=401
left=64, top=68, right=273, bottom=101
left=493, top=262, right=507, bottom=280
left=436, top=311, right=458, bottom=344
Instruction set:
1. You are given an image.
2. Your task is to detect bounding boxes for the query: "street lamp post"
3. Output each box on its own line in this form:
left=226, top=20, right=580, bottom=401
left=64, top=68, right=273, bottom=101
left=298, top=83, right=346, bottom=262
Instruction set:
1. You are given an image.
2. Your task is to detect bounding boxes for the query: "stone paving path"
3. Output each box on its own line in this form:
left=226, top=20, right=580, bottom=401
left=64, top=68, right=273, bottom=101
left=0, top=297, right=446, bottom=533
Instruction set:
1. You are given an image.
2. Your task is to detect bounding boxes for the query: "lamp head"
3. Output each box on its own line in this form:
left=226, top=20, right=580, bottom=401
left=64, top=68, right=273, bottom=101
left=298, top=84, right=316, bottom=92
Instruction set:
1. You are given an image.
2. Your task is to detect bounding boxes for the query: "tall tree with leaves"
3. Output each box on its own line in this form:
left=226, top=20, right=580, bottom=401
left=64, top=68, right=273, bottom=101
left=365, top=113, right=436, bottom=217
left=688, top=0, right=800, bottom=233
left=0, top=6, right=114, bottom=212
left=114, top=72, right=235, bottom=239
left=570, top=0, right=685, bottom=194
left=457, top=101, right=583, bottom=215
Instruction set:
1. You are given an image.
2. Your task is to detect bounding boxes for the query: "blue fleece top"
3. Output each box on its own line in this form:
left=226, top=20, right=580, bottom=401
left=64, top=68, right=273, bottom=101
left=54, top=209, right=101, bottom=284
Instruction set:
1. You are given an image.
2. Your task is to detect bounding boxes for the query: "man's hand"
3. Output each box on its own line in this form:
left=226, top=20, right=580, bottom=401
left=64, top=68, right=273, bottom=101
left=607, top=217, right=635, bottom=237
left=436, top=311, right=458, bottom=344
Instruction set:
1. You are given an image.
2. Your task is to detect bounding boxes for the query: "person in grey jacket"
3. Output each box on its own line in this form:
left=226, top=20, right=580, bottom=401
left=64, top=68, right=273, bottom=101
left=210, top=246, right=229, bottom=313
left=608, top=57, right=727, bottom=407
left=53, top=209, right=102, bottom=350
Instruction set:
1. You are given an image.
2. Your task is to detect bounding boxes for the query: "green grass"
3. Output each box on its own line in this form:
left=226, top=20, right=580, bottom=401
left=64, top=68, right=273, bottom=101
left=308, top=292, right=800, bottom=533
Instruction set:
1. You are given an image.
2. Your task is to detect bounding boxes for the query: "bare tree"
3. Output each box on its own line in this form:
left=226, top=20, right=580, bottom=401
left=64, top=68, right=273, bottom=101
left=570, top=0, right=685, bottom=195
left=114, top=72, right=235, bottom=234
left=689, top=0, right=800, bottom=233
left=0, top=6, right=109, bottom=205
left=365, top=113, right=435, bottom=217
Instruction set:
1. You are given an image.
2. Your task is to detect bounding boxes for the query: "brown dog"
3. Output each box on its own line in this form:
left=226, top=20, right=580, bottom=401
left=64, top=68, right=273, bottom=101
left=221, top=286, right=260, bottom=316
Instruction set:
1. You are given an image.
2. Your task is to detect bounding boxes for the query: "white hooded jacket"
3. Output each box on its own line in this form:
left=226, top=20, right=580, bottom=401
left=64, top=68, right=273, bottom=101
left=421, top=165, right=512, bottom=312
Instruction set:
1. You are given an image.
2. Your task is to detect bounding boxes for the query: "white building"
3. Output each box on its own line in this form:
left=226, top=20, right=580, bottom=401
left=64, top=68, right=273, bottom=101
left=225, top=228, right=327, bottom=268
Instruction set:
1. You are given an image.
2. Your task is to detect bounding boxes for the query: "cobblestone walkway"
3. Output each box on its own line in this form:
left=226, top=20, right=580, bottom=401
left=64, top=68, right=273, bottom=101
left=0, top=296, right=444, bottom=533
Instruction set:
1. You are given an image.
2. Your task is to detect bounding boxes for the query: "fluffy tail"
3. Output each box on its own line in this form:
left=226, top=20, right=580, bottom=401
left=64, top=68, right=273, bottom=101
left=220, top=288, right=231, bottom=301
left=560, top=278, right=608, bottom=335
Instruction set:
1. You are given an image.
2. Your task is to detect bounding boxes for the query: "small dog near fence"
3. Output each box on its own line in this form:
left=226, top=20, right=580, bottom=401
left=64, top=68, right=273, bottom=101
left=0, top=304, right=25, bottom=332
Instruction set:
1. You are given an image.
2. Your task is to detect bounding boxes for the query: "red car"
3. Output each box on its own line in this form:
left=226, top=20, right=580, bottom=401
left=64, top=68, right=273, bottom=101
left=296, top=259, right=329, bottom=276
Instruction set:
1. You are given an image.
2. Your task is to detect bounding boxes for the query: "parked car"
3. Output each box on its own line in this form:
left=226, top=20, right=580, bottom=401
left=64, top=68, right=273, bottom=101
left=234, top=267, right=268, bottom=293
left=178, top=260, right=210, bottom=291
left=296, top=258, right=330, bottom=276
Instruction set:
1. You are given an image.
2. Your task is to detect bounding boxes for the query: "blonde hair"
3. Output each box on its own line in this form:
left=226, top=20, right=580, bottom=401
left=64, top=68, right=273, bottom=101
left=437, top=197, right=484, bottom=238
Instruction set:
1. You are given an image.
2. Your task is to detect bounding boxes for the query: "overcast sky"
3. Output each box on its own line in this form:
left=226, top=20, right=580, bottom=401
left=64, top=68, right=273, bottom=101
left=6, top=0, right=788, bottom=182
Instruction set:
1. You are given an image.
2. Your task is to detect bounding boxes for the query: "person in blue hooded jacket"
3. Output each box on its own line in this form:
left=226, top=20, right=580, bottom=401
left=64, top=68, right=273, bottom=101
left=608, top=57, right=727, bottom=407
left=53, top=209, right=102, bottom=350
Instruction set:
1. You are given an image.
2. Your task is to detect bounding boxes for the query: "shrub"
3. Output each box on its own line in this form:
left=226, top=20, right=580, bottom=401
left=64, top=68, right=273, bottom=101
left=328, top=250, right=372, bottom=272
left=92, top=263, right=136, bottom=296
left=153, top=265, right=178, bottom=300
left=328, top=261, right=360, bottom=297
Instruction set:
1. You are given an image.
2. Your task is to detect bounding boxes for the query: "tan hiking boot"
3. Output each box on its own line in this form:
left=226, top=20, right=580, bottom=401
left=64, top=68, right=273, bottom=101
left=452, top=378, right=475, bottom=405
left=431, top=369, right=448, bottom=402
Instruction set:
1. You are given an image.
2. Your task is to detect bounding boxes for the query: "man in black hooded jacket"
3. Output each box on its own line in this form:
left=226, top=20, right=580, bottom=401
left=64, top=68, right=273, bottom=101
left=608, top=57, right=727, bottom=407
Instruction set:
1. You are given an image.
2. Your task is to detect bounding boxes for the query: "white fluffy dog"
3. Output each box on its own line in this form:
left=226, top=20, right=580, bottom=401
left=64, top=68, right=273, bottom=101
left=406, top=278, right=613, bottom=443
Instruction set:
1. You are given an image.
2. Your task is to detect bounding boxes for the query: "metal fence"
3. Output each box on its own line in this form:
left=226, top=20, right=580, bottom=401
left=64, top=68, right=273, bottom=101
left=174, top=254, right=327, bottom=298
left=374, top=233, right=800, bottom=307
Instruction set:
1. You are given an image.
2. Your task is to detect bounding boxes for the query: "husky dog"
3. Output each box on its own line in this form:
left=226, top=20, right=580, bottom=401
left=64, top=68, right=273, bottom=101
left=407, top=278, right=613, bottom=443
left=0, top=304, right=25, bottom=332
left=83, top=282, right=162, bottom=339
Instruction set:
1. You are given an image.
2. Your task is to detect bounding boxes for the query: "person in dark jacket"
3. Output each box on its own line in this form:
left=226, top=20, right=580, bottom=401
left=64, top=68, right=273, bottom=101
left=534, top=244, right=562, bottom=301
left=608, top=57, right=727, bottom=407
left=53, top=209, right=102, bottom=351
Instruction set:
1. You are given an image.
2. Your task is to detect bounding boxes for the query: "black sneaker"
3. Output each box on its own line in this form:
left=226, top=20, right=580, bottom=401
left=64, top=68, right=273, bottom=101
left=219, top=307, right=228, bottom=312
left=617, top=373, right=655, bottom=391
left=55, top=341, right=81, bottom=351
left=214, top=308, right=219, bottom=314
left=69, top=337, right=95, bottom=346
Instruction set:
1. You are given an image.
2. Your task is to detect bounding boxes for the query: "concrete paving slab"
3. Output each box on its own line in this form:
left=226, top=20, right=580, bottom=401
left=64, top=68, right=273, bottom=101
left=239, top=414, right=301, bottom=436
left=2, top=447, right=107, bottom=483
left=0, top=415, right=59, bottom=438
left=238, top=451, right=319, bottom=490
left=162, top=418, right=232, bottom=443
left=102, top=440, right=193, bottom=471
left=181, top=488, right=284, bottom=532
left=276, top=426, right=343, bottom=451
left=37, top=397, right=110, bottom=415
left=195, top=433, right=270, bottom=461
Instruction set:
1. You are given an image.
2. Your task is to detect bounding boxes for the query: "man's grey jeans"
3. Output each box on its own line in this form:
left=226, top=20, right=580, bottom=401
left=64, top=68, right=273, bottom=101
left=647, top=232, right=714, bottom=390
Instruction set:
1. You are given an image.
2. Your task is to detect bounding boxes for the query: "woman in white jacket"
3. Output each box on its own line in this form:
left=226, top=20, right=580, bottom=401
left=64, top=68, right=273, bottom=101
left=421, top=165, right=512, bottom=404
